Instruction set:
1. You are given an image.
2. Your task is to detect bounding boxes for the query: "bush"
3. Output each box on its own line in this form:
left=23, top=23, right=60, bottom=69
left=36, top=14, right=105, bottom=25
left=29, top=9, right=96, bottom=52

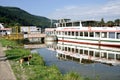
left=0, top=38, right=17, bottom=47
left=64, top=72, right=84, bottom=80
left=5, top=48, right=30, bottom=60
left=30, top=53, right=45, bottom=65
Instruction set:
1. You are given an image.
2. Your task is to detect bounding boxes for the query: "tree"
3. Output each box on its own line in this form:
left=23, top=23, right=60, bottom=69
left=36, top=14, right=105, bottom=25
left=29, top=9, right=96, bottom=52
left=106, top=21, right=114, bottom=27
left=100, top=18, right=105, bottom=27
left=114, top=19, right=120, bottom=26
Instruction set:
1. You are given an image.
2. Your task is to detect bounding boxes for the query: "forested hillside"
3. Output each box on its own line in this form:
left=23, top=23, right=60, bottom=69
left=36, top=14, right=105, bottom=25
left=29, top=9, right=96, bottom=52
left=0, top=6, right=51, bottom=28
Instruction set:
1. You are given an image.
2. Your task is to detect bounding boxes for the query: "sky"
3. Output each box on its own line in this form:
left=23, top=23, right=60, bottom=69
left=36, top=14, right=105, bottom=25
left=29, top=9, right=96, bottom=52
left=0, top=0, right=120, bottom=21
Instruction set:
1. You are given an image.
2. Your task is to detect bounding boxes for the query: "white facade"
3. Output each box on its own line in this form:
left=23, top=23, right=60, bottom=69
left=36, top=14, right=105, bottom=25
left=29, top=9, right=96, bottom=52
left=0, top=23, right=12, bottom=36
left=21, top=26, right=41, bottom=34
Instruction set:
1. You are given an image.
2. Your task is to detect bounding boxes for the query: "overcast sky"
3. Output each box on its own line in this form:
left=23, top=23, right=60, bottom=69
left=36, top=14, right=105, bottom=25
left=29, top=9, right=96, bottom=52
left=0, top=0, right=120, bottom=21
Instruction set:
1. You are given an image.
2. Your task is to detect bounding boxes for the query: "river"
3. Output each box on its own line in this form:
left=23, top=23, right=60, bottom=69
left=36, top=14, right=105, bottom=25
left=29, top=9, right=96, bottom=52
left=30, top=41, right=120, bottom=80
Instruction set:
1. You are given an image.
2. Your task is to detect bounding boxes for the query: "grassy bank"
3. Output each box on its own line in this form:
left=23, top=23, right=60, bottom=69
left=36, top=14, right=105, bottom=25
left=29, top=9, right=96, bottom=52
left=0, top=38, right=90, bottom=80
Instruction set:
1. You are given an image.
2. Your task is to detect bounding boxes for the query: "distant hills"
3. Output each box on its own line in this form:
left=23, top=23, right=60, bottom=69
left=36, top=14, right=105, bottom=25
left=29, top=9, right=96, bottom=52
left=0, top=6, right=51, bottom=28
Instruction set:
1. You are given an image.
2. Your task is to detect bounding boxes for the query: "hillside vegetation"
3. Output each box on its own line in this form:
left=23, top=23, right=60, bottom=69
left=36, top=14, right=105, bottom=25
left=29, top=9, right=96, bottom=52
left=0, top=6, right=51, bottom=28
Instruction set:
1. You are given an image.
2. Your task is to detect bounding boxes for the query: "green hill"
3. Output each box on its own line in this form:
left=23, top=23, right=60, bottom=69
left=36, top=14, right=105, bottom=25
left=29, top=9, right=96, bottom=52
left=0, top=6, right=51, bottom=28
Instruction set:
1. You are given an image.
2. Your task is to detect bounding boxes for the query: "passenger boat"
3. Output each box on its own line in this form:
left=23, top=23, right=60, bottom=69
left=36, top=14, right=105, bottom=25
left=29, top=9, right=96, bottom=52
left=45, top=19, right=120, bottom=48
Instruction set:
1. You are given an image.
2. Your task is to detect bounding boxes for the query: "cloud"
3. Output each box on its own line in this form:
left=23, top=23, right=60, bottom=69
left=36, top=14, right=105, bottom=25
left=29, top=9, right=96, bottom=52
left=49, top=0, right=120, bottom=21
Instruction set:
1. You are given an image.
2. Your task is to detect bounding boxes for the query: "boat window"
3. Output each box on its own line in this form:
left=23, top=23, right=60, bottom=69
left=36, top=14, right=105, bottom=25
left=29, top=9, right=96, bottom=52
left=72, top=48, right=74, bottom=53
left=101, top=52, right=107, bottom=58
left=65, top=31, right=67, bottom=35
left=76, top=32, right=78, bottom=36
left=84, top=50, right=88, bottom=55
left=57, top=46, right=58, bottom=49
left=109, top=32, right=115, bottom=39
left=63, top=23, right=66, bottom=27
left=80, top=49, right=83, bottom=54
left=56, top=31, right=58, bottom=35
left=82, top=21, right=97, bottom=27
left=95, top=51, right=100, bottom=57
left=101, top=32, right=107, bottom=38
left=73, top=22, right=80, bottom=26
left=76, top=49, right=78, bottom=53
left=62, top=47, right=64, bottom=51
left=57, top=31, right=59, bottom=35
left=62, top=31, right=65, bottom=35
left=95, top=32, right=100, bottom=37
left=72, top=31, right=74, bottom=36
left=58, top=46, right=61, bottom=50
left=116, top=54, right=120, bottom=60
left=68, top=47, right=71, bottom=52
left=84, top=32, right=88, bottom=37
left=80, top=32, right=83, bottom=36
left=89, top=51, right=94, bottom=56
left=117, top=33, right=120, bottom=39
left=65, top=47, right=67, bottom=51
left=66, top=23, right=72, bottom=27
left=60, top=23, right=62, bottom=27
left=68, top=31, right=71, bottom=35
left=108, top=53, right=114, bottom=59
left=90, top=32, right=94, bottom=37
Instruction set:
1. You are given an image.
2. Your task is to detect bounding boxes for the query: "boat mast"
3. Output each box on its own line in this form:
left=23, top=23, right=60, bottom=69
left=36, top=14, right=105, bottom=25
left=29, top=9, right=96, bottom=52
left=80, top=21, right=82, bottom=27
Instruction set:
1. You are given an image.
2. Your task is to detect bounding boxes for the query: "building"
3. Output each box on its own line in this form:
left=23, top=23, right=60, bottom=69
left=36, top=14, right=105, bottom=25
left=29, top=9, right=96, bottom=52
left=0, top=23, right=12, bottom=36
left=20, top=26, right=41, bottom=34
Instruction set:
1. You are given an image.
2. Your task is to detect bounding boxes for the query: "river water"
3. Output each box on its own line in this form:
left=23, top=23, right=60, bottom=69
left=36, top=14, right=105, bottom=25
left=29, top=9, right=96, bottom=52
left=30, top=42, right=120, bottom=80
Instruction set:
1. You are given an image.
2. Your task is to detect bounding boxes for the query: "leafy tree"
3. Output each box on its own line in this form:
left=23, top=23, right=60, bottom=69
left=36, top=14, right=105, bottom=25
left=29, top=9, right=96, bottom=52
left=99, top=18, right=105, bottom=27
left=106, top=21, right=114, bottom=27
left=114, top=19, right=120, bottom=26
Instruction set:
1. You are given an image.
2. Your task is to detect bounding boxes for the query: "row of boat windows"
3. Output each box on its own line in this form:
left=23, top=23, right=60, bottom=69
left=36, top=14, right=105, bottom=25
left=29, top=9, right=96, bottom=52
left=54, top=46, right=120, bottom=60
left=47, top=31, right=120, bottom=39
left=57, top=21, right=97, bottom=27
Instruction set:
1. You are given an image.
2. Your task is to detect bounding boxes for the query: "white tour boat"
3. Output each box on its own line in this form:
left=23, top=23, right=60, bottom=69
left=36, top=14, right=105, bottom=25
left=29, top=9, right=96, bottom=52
left=45, top=19, right=120, bottom=48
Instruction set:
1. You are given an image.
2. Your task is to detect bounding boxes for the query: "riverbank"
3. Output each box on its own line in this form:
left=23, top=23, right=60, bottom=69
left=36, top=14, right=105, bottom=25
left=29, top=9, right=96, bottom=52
left=0, top=38, right=88, bottom=80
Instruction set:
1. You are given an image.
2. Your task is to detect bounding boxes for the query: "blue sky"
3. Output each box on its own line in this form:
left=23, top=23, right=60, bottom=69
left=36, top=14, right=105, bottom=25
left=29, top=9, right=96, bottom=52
left=0, top=0, right=120, bottom=21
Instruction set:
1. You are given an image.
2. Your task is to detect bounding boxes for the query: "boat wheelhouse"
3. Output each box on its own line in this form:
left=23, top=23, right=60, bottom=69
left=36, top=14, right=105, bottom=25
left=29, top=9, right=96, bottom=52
left=45, top=19, right=120, bottom=48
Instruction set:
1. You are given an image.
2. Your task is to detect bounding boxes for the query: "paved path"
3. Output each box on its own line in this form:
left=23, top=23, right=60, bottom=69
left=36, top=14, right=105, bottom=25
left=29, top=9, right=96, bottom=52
left=0, top=44, right=16, bottom=80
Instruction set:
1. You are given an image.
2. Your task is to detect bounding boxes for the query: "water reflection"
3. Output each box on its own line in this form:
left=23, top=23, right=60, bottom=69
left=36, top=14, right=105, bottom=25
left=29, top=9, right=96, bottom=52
left=47, top=41, right=120, bottom=66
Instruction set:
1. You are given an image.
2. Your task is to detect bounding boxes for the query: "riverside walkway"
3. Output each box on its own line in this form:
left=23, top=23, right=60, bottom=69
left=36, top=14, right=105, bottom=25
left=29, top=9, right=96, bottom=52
left=0, top=44, right=16, bottom=80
